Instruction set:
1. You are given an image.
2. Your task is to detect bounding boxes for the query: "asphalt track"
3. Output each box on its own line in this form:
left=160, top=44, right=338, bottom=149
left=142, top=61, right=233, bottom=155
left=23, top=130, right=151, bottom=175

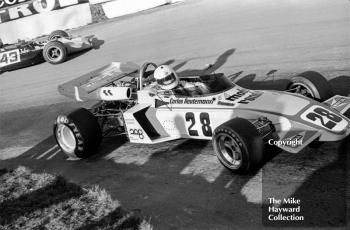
left=0, top=0, right=350, bottom=229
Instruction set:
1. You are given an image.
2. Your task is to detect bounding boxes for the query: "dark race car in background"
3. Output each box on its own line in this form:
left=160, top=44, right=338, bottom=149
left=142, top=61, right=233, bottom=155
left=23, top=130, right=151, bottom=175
left=0, top=30, right=93, bottom=73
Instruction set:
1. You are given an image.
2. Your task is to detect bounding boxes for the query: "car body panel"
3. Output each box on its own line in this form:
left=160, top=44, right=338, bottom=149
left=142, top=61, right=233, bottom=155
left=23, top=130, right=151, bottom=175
left=60, top=37, right=93, bottom=53
left=0, top=43, right=44, bottom=72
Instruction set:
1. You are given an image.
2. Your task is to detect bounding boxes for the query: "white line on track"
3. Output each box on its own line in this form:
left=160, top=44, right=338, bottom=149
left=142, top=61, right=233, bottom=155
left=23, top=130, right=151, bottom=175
left=36, top=145, right=58, bottom=160
left=47, top=149, right=61, bottom=160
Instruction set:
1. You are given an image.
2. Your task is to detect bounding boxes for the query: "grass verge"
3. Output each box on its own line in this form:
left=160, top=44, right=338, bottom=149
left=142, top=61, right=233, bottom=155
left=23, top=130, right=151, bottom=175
left=0, top=166, right=152, bottom=230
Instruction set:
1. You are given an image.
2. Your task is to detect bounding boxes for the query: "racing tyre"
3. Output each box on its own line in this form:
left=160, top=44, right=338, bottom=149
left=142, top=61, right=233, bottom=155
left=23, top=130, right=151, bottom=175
left=287, top=71, right=334, bottom=101
left=54, top=108, right=102, bottom=159
left=43, top=41, right=67, bottom=64
left=48, top=30, right=69, bottom=40
left=213, top=118, right=264, bottom=174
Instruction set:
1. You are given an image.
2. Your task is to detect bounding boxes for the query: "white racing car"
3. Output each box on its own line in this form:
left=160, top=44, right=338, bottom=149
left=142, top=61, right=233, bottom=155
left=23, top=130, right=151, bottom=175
left=53, top=62, right=350, bottom=173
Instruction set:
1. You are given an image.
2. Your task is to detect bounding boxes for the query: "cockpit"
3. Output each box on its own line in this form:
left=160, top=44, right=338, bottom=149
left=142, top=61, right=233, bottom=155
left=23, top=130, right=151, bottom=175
left=172, top=73, right=236, bottom=97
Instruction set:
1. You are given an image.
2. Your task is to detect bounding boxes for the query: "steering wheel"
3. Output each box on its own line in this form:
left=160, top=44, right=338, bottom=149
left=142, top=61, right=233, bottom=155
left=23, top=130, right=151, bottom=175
left=138, top=62, right=158, bottom=89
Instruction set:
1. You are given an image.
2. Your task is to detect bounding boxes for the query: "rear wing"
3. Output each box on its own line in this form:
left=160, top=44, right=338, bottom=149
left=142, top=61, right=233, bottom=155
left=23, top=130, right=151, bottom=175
left=323, top=95, right=350, bottom=118
left=58, top=62, right=139, bottom=101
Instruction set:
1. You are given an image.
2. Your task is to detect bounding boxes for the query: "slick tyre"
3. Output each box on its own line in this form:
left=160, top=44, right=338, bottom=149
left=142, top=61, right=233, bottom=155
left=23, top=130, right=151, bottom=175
left=213, top=118, right=264, bottom=174
left=48, top=30, right=69, bottom=40
left=288, top=71, right=334, bottom=101
left=43, top=41, right=67, bottom=64
left=54, top=108, right=102, bottom=159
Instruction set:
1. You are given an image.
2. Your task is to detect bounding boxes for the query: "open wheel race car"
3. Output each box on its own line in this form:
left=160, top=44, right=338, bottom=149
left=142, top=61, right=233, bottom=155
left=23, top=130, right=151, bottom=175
left=0, top=30, right=92, bottom=73
left=53, top=62, right=350, bottom=174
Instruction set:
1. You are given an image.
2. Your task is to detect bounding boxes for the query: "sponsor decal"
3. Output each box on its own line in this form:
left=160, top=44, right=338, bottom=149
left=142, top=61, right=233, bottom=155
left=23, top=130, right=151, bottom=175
left=225, top=89, right=262, bottom=104
left=129, top=128, right=144, bottom=139
left=237, top=91, right=262, bottom=104
left=330, top=97, right=348, bottom=109
left=56, top=115, right=83, bottom=151
left=155, top=99, right=169, bottom=108
left=218, top=101, right=235, bottom=106
left=0, top=0, right=89, bottom=23
left=56, top=115, right=69, bottom=124
left=67, top=123, right=84, bottom=151
left=124, top=118, right=135, bottom=124
left=19, top=47, right=31, bottom=54
left=169, top=98, right=215, bottom=105
left=102, top=89, right=113, bottom=96
left=225, top=88, right=248, bottom=101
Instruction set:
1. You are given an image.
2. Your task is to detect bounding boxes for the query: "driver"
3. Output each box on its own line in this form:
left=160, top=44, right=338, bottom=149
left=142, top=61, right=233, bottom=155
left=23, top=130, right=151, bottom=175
left=153, top=65, right=209, bottom=95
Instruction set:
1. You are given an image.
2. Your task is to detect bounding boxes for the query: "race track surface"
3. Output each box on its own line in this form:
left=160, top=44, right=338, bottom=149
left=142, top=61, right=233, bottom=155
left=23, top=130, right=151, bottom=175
left=1, top=0, right=350, bottom=229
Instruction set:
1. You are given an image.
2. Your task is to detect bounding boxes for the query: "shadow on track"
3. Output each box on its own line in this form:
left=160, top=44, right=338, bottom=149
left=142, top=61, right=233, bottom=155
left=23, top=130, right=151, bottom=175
left=262, top=136, right=348, bottom=228
left=235, top=72, right=291, bottom=91
left=178, top=48, right=235, bottom=77
left=234, top=71, right=350, bottom=97
left=160, top=48, right=236, bottom=77
left=0, top=133, right=266, bottom=228
left=0, top=97, right=268, bottom=228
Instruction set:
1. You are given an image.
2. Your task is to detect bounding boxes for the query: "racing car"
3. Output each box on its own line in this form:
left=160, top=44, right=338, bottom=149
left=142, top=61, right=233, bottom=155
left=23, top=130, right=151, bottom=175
left=0, top=30, right=92, bottom=73
left=53, top=62, right=350, bottom=173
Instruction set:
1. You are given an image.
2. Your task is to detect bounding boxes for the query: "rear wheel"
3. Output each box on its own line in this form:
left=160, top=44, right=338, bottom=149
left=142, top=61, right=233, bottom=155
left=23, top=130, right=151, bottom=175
left=213, top=118, right=264, bottom=174
left=48, top=30, right=69, bottom=40
left=54, top=108, right=102, bottom=159
left=43, top=41, right=67, bottom=64
left=287, top=71, right=334, bottom=101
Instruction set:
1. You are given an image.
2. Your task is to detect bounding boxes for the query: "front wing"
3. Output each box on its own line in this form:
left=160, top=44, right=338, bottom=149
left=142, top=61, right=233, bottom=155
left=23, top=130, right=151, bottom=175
left=274, top=95, right=350, bottom=153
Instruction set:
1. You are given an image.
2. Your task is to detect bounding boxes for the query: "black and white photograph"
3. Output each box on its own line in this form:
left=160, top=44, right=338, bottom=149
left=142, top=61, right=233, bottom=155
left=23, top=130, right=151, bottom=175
left=0, top=0, right=349, bottom=229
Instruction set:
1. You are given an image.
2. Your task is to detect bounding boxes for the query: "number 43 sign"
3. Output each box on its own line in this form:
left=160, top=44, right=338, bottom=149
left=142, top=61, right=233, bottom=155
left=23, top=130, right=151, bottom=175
left=0, top=49, right=20, bottom=67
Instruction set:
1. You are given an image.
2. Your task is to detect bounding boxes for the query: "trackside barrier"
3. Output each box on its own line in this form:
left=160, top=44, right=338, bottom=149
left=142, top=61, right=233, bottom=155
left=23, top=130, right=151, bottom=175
left=89, top=0, right=112, bottom=4
left=0, top=1, right=92, bottom=43
left=101, top=0, right=184, bottom=19
left=0, top=0, right=185, bottom=43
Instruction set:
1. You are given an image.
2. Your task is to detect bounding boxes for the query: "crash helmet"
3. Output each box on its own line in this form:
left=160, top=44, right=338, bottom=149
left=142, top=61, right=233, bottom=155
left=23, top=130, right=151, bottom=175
left=154, top=65, right=179, bottom=90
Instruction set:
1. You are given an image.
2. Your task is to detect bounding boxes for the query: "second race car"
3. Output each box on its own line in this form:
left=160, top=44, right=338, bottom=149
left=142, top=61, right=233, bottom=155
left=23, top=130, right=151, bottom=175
left=0, top=30, right=93, bottom=73
left=53, top=62, right=350, bottom=174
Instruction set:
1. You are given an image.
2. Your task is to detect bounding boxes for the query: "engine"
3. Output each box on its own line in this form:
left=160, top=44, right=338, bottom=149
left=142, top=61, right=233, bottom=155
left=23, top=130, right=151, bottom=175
left=92, top=100, right=135, bottom=137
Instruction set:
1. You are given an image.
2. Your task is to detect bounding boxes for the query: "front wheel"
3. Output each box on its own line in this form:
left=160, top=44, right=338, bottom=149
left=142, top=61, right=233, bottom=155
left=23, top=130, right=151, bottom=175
left=213, top=118, right=264, bottom=174
left=43, top=41, right=67, bottom=64
left=54, top=108, right=102, bottom=159
left=287, top=71, right=334, bottom=101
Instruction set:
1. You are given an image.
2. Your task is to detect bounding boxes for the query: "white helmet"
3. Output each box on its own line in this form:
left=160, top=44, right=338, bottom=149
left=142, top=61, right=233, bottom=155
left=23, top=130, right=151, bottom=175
left=154, top=65, right=179, bottom=90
